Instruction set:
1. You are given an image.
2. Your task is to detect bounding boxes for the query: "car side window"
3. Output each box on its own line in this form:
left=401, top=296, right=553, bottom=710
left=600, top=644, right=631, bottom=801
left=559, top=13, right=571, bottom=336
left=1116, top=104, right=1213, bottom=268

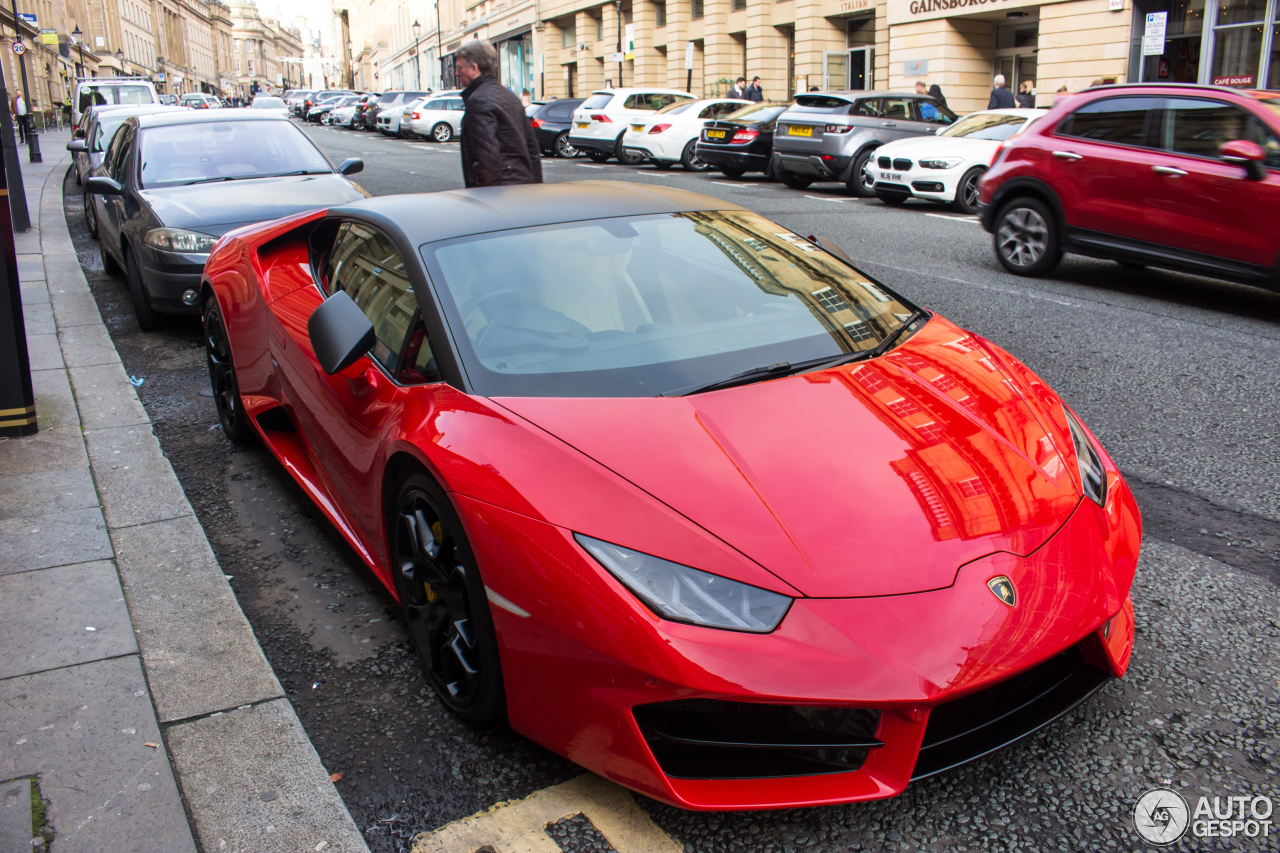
left=449, top=98, right=465, bottom=110
left=915, top=99, right=954, bottom=125
left=1160, top=97, right=1273, bottom=163
left=881, top=98, right=912, bottom=121
left=325, top=223, right=418, bottom=374
left=102, top=124, right=127, bottom=174
left=851, top=99, right=880, bottom=117
left=424, top=100, right=444, bottom=111
left=711, top=102, right=741, bottom=118
left=1057, top=96, right=1160, bottom=147
left=110, top=127, right=135, bottom=183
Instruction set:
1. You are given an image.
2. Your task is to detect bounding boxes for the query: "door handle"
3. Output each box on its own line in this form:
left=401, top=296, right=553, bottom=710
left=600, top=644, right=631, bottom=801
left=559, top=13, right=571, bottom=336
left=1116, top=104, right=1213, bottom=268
left=1052, top=151, right=1083, bottom=161
left=881, top=122, right=897, bottom=127
left=1153, top=165, right=1188, bottom=177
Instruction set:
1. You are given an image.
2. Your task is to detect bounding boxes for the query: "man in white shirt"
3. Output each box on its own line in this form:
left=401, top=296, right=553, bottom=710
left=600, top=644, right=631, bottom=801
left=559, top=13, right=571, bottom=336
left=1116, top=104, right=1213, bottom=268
left=13, top=90, right=29, bottom=142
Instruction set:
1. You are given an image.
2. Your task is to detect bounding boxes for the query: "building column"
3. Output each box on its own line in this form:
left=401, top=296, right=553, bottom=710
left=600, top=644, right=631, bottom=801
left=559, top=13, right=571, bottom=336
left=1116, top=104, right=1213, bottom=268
left=746, top=4, right=789, bottom=101
left=703, top=0, right=734, bottom=95
left=664, top=0, right=688, bottom=89
left=630, top=0, right=662, bottom=85
left=576, top=8, right=605, bottom=91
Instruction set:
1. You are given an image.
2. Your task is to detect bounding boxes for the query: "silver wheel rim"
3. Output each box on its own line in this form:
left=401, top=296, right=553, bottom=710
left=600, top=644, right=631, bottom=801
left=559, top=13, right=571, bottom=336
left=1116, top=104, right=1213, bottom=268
left=434, top=125, right=450, bottom=141
left=997, top=207, right=1048, bottom=267
left=860, top=160, right=875, bottom=191
left=686, top=146, right=704, bottom=169
left=557, top=135, right=576, bottom=157
left=963, top=174, right=980, bottom=210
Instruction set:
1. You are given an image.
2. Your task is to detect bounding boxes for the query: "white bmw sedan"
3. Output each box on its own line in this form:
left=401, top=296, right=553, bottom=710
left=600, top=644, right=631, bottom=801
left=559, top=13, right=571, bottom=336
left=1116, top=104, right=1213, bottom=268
left=868, top=108, right=1046, bottom=214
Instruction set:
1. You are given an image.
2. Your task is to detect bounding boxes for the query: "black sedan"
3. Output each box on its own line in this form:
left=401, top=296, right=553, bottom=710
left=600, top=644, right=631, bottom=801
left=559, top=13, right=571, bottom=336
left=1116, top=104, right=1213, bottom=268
left=696, top=102, right=790, bottom=180
left=526, top=98, right=586, bottom=157
left=85, top=111, right=368, bottom=330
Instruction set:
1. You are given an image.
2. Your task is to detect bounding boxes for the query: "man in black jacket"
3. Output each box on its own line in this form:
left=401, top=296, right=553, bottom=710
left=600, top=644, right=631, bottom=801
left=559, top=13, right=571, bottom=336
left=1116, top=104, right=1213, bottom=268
left=454, top=40, right=543, bottom=188
left=988, top=74, right=1016, bottom=110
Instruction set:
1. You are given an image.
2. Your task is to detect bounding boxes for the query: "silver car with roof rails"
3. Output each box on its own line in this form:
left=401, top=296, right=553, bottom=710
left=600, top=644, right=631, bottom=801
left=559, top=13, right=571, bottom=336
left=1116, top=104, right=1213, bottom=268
left=772, top=91, right=957, bottom=196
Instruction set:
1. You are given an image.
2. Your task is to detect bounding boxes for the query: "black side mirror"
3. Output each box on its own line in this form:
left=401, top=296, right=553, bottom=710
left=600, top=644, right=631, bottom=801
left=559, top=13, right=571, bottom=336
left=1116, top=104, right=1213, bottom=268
left=337, top=157, right=364, bottom=176
left=85, top=176, right=123, bottom=196
left=809, top=234, right=855, bottom=266
left=66, top=139, right=88, bottom=152
left=308, top=290, right=375, bottom=375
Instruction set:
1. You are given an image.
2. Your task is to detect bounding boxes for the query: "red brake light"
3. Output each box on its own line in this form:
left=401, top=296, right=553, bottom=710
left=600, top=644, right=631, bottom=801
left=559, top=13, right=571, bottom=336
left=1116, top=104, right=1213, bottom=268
left=590, top=114, right=612, bottom=122
left=825, top=124, right=852, bottom=134
left=648, top=124, right=671, bottom=134
left=412, top=111, right=421, bottom=120
left=531, top=118, right=544, bottom=128
left=990, top=142, right=1006, bottom=167
left=731, top=129, right=759, bottom=143
left=305, top=99, right=312, bottom=106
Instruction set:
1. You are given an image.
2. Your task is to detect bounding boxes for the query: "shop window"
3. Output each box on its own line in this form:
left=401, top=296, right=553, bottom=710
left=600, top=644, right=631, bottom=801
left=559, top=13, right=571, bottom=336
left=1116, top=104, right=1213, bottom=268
left=1271, top=26, right=1280, bottom=88
left=1210, top=24, right=1264, bottom=87
left=1216, top=0, right=1267, bottom=26
left=1056, top=96, right=1160, bottom=147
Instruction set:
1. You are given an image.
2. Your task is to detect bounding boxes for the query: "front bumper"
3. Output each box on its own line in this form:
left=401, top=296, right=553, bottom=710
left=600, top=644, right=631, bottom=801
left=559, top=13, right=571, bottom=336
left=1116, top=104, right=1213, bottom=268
left=775, top=152, right=852, bottom=181
left=139, top=246, right=208, bottom=314
left=873, top=165, right=961, bottom=202
left=461, top=468, right=1141, bottom=810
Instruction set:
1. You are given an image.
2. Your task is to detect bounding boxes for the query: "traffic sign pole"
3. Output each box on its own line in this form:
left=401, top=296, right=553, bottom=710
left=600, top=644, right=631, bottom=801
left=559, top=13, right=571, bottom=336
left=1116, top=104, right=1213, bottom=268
left=9, top=0, right=42, bottom=164
left=0, top=69, right=35, bottom=436
left=0, top=28, right=30, bottom=232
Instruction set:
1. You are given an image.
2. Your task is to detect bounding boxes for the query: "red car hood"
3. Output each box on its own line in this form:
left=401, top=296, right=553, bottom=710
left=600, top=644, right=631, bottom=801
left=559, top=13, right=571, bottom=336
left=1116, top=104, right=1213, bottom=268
left=495, top=318, right=1081, bottom=598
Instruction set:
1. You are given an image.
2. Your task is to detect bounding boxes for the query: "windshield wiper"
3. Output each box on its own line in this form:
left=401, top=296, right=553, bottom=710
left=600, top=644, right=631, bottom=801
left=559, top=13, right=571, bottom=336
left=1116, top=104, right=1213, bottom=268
left=179, top=176, right=238, bottom=185
left=811, top=309, right=929, bottom=371
left=660, top=362, right=801, bottom=397
left=257, top=169, right=332, bottom=178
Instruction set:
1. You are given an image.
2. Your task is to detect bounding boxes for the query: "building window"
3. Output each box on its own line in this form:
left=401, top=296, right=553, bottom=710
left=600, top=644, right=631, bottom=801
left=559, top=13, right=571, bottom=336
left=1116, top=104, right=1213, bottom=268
left=235, top=59, right=240, bottom=74
left=957, top=477, right=988, bottom=498
left=812, top=287, right=850, bottom=313
left=843, top=320, right=874, bottom=343
left=1210, top=0, right=1269, bottom=86
left=887, top=397, right=920, bottom=418
left=692, top=0, right=704, bottom=18
left=655, top=1, right=666, bottom=26
left=595, top=16, right=604, bottom=41
left=561, top=22, right=576, bottom=47
left=731, top=0, right=745, bottom=9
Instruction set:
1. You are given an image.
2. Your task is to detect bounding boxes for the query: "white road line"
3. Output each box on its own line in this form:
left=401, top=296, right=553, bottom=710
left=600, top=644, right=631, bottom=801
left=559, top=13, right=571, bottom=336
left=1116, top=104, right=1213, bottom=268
left=924, top=213, right=979, bottom=223
left=575, top=163, right=608, bottom=168
left=803, top=195, right=853, bottom=203
left=711, top=180, right=761, bottom=187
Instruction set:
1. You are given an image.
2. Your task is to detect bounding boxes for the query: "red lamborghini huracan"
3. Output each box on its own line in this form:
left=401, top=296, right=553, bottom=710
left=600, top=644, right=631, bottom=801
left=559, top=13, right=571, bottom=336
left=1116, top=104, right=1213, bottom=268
left=201, top=181, right=1141, bottom=810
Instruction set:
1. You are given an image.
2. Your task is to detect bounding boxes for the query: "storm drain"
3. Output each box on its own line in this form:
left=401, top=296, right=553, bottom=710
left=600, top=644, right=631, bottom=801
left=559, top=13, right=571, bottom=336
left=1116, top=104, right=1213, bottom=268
left=410, top=774, right=680, bottom=853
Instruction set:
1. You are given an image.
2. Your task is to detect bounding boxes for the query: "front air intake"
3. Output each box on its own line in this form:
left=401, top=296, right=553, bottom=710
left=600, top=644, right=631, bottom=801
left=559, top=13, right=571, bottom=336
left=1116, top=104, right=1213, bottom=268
left=634, top=699, right=882, bottom=779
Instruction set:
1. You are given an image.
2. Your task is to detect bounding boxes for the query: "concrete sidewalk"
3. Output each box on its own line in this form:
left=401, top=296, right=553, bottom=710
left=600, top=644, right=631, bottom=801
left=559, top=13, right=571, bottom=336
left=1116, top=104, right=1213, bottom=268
left=0, top=130, right=368, bottom=852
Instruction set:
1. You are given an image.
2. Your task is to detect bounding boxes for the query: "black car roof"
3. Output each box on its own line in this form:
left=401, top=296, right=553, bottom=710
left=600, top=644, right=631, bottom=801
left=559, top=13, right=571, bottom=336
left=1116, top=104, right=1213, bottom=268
left=133, top=111, right=294, bottom=129
left=328, top=180, right=746, bottom=245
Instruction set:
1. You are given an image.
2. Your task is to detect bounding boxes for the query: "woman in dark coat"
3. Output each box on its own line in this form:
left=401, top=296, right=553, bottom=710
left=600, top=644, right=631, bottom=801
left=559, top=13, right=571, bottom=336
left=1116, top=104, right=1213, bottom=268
left=928, top=84, right=947, bottom=108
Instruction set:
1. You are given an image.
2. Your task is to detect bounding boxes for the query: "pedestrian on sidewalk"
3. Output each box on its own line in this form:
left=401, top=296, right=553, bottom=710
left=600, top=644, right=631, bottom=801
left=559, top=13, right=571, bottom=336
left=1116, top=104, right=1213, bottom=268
left=928, top=84, right=947, bottom=108
left=747, top=77, right=763, bottom=102
left=1016, top=80, right=1036, bottom=108
left=728, top=77, right=748, bottom=99
left=455, top=39, right=543, bottom=188
left=988, top=74, right=1015, bottom=110
left=13, top=89, right=28, bottom=142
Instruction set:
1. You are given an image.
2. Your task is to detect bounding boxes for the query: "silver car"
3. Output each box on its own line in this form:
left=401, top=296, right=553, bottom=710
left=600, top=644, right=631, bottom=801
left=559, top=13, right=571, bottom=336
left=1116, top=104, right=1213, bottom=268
left=772, top=91, right=957, bottom=196
left=404, top=93, right=465, bottom=142
left=67, top=103, right=183, bottom=185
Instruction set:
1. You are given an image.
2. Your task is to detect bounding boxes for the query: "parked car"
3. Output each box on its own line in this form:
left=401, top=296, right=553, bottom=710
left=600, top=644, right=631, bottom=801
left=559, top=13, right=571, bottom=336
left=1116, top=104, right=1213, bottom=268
left=304, top=90, right=356, bottom=120
left=772, top=91, right=957, bottom=196
left=695, top=101, right=791, bottom=180
left=67, top=103, right=183, bottom=190
left=353, top=92, right=381, bottom=129
left=314, top=95, right=360, bottom=124
left=250, top=96, right=291, bottom=120
left=287, top=90, right=315, bottom=116
left=404, top=93, right=465, bottom=142
left=527, top=98, right=586, bottom=157
left=158, top=94, right=179, bottom=106
left=326, top=97, right=362, bottom=127
left=980, top=84, right=1280, bottom=287
left=870, top=108, right=1046, bottom=214
left=569, top=88, right=695, bottom=164
left=371, top=91, right=428, bottom=135
left=83, top=111, right=368, bottom=330
left=620, top=97, right=750, bottom=170
left=200, top=179, right=1140, bottom=811
left=180, top=93, right=220, bottom=110
left=72, top=77, right=158, bottom=131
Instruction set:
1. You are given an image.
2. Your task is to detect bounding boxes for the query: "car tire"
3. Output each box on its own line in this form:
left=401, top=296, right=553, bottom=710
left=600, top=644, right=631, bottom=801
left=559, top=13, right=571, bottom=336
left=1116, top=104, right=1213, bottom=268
left=83, top=193, right=97, bottom=238
left=653, top=160, right=673, bottom=170
left=993, top=197, right=1062, bottom=277
left=764, top=155, right=779, bottom=182
left=719, top=167, right=746, bottom=179
left=847, top=148, right=877, bottom=197
left=876, top=191, right=908, bottom=206
left=776, top=163, right=812, bottom=190
left=586, top=150, right=611, bottom=163
left=952, top=166, right=985, bottom=215
left=203, top=296, right=254, bottom=444
left=125, top=246, right=164, bottom=331
left=99, top=240, right=121, bottom=275
left=681, top=140, right=709, bottom=171
left=74, top=167, right=82, bottom=186
left=392, top=471, right=506, bottom=724
left=615, top=135, right=642, bottom=165
left=432, top=122, right=454, bottom=143
left=554, top=132, right=577, bottom=158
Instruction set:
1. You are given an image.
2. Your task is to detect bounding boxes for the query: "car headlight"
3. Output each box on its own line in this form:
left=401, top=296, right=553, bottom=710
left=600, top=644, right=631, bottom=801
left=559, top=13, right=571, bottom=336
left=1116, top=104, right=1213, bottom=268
left=145, top=228, right=217, bottom=254
left=1063, top=406, right=1108, bottom=507
left=918, top=157, right=965, bottom=170
left=575, top=534, right=792, bottom=633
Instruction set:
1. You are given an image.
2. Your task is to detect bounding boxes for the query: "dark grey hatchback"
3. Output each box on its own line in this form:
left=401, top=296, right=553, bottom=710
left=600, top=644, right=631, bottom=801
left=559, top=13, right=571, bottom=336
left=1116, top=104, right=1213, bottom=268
left=86, top=110, right=369, bottom=329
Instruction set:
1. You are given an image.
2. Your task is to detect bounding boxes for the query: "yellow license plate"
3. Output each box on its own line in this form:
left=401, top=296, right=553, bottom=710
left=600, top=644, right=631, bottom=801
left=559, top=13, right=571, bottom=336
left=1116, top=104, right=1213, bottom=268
left=631, top=124, right=645, bottom=132
left=787, top=125, right=813, bottom=137
left=576, top=122, right=589, bottom=129
left=706, top=129, right=726, bottom=139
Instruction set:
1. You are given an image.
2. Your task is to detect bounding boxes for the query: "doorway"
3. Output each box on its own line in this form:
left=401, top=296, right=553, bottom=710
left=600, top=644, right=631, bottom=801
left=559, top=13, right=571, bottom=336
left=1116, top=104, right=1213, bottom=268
left=993, top=19, right=1039, bottom=90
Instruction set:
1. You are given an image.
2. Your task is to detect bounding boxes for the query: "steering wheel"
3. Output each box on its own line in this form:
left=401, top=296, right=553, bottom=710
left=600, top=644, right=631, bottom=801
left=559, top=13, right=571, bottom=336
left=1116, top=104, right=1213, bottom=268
left=458, top=289, right=540, bottom=321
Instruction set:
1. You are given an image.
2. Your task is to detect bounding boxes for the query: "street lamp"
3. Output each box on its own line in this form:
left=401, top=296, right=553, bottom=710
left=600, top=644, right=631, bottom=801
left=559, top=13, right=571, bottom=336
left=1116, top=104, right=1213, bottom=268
left=435, top=0, right=444, bottom=88
left=70, top=26, right=85, bottom=78
left=412, top=20, right=422, bottom=91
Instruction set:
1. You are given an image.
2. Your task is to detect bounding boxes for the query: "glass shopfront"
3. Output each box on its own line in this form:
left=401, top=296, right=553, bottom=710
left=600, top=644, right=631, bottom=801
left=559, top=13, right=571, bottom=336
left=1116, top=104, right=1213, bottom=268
left=497, top=32, right=534, bottom=99
left=1136, top=0, right=1279, bottom=88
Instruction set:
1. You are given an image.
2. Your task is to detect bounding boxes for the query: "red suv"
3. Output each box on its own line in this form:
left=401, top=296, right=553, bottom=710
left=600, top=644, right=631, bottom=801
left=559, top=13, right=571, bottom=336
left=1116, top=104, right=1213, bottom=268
left=978, top=84, right=1280, bottom=290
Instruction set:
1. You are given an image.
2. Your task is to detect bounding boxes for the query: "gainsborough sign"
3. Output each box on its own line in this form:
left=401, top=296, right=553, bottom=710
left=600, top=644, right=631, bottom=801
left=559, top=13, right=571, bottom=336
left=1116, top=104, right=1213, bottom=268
left=889, top=0, right=1047, bottom=25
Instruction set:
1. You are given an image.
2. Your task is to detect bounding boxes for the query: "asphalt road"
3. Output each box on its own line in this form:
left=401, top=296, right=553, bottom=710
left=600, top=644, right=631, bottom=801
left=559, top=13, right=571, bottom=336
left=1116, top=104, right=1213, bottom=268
left=63, top=119, right=1279, bottom=852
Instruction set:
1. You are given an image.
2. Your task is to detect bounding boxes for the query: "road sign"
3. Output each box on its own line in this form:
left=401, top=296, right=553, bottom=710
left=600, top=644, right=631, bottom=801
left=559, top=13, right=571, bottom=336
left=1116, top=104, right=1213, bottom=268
left=17, top=12, right=35, bottom=25
left=1142, top=12, right=1167, bottom=56
left=684, top=41, right=694, bottom=71
left=609, top=51, right=624, bottom=63
left=11, top=41, right=26, bottom=56
left=40, top=29, right=58, bottom=46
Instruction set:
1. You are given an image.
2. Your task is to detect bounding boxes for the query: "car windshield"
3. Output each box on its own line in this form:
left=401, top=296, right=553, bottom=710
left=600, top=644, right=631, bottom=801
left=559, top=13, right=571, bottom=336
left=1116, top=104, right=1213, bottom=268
left=422, top=210, right=915, bottom=397
left=138, top=120, right=332, bottom=187
left=723, top=103, right=788, bottom=122
left=941, top=112, right=1032, bottom=140
left=253, top=97, right=286, bottom=108
left=79, top=84, right=152, bottom=112
left=581, top=93, right=613, bottom=109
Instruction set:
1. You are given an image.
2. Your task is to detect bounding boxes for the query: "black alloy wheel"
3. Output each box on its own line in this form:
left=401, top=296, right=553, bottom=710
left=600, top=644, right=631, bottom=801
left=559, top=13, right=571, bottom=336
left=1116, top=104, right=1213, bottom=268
left=994, top=197, right=1062, bottom=277
left=99, top=240, right=121, bottom=275
left=953, top=166, right=984, bottom=215
left=615, top=135, right=642, bottom=165
left=83, top=192, right=97, bottom=238
left=432, top=122, right=454, bottom=143
left=393, top=473, right=505, bottom=723
left=554, top=132, right=577, bottom=158
left=203, top=297, right=254, bottom=443
left=776, top=164, right=812, bottom=189
left=125, top=247, right=163, bottom=331
left=848, top=149, right=876, bottom=197
left=681, top=140, right=709, bottom=171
